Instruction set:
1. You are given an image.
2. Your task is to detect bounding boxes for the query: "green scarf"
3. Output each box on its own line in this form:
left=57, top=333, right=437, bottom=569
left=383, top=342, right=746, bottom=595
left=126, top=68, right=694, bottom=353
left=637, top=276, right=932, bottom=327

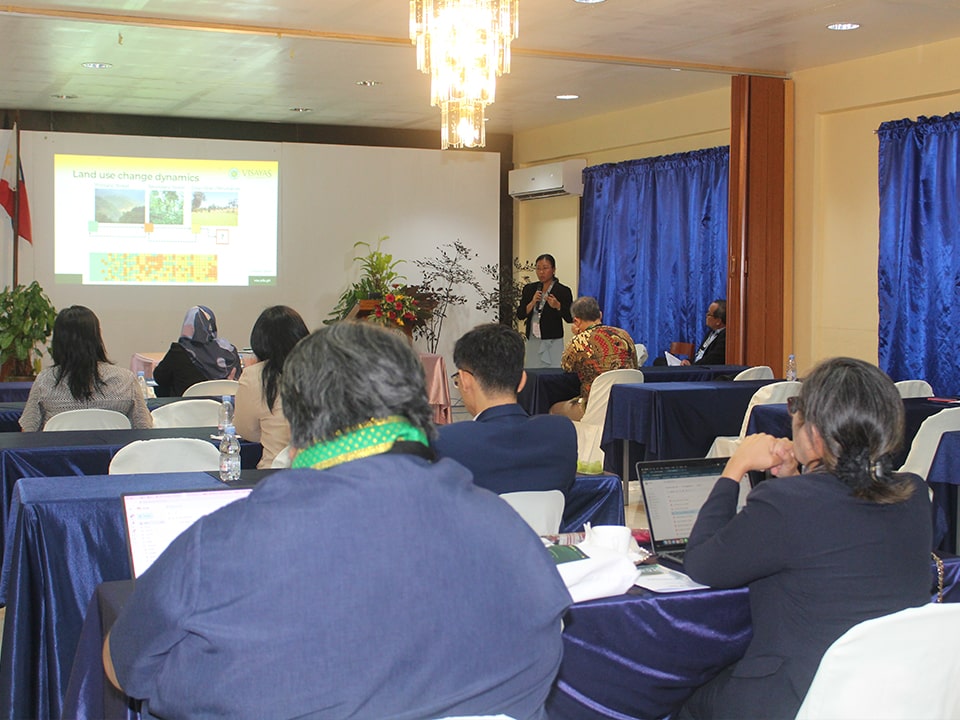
left=291, top=415, right=429, bottom=471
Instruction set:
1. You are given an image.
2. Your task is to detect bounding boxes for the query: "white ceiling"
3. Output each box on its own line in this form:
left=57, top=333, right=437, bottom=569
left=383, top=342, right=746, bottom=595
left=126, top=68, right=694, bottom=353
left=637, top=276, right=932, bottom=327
left=2, top=0, right=960, bottom=137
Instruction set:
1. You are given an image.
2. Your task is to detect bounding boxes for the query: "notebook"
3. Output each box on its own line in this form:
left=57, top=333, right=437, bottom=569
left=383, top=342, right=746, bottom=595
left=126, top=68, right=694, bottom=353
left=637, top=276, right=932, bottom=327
left=637, top=457, right=728, bottom=564
left=122, top=487, right=252, bottom=578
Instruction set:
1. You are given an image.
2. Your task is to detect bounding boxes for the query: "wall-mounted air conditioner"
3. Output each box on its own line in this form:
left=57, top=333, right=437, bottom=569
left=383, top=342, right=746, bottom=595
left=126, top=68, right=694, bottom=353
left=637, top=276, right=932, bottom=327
left=508, top=159, right=587, bottom=200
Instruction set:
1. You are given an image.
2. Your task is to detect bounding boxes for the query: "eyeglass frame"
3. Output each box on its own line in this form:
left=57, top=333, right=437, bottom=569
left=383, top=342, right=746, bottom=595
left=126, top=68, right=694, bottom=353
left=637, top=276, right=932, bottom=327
left=786, top=395, right=804, bottom=415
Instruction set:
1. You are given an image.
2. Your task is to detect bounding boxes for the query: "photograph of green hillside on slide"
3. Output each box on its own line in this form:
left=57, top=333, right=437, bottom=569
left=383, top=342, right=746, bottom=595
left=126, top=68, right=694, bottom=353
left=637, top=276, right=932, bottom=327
left=192, top=190, right=239, bottom=226
left=150, top=190, right=185, bottom=225
left=95, top=188, right=146, bottom=223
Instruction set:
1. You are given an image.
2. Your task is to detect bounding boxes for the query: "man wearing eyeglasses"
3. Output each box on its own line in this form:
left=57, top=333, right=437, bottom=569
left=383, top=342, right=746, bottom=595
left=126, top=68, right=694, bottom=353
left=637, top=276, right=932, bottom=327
left=435, top=323, right=577, bottom=496
left=683, top=299, right=727, bottom=366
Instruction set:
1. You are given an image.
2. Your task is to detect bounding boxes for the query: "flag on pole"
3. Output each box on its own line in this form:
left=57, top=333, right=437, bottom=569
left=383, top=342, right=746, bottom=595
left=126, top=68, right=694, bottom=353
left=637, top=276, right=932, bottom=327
left=0, top=125, right=32, bottom=244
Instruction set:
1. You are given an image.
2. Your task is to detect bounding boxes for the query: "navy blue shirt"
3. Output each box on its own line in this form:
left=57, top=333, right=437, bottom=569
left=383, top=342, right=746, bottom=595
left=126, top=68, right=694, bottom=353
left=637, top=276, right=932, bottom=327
left=110, top=456, right=571, bottom=720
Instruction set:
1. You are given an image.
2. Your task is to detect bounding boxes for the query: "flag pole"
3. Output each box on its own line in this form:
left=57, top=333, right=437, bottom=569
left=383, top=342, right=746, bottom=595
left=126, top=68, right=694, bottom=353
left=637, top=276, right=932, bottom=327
left=11, top=114, right=20, bottom=287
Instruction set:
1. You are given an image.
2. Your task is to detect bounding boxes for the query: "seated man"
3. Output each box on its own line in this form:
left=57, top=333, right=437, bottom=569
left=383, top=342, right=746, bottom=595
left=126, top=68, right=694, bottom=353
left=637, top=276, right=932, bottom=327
left=104, top=321, right=571, bottom=720
left=684, top=298, right=727, bottom=365
left=434, top=323, right=577, bottom=495
left=551, top=296, right=638, bottom=421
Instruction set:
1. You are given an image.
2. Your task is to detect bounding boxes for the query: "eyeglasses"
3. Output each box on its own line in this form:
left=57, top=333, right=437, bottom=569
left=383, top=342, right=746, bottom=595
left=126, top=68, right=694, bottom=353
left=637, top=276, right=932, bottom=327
left=451, top=369, right=472, bottom=388
left=786, top=396, right=804, bottom=415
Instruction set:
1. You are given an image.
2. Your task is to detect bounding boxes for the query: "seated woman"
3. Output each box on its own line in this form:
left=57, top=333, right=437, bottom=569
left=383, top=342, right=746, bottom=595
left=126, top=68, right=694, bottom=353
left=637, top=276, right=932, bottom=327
left=678, top=357, right=932, bottom=720
left=234, top=306, right=309, bottom=468
left=153, top=306, right=242, bottom=397
left=19, top=306, right=153, bottom=431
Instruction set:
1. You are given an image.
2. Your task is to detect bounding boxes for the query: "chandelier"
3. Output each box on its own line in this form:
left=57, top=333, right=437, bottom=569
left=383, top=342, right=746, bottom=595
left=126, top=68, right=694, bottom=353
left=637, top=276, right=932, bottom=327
left=410, top=0, right=519, bottom=149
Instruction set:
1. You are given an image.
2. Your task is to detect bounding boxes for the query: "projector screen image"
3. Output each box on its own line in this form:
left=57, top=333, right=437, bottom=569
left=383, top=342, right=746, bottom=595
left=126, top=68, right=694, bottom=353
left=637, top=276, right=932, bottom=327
left=54, top=154, right=278, bottom=286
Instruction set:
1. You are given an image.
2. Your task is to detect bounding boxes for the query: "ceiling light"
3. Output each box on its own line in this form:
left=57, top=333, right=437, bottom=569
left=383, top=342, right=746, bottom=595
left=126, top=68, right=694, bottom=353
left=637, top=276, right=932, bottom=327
left=81, top=62, right=112, bottom=69
left=826, top=22, right=860, bottom=31
left=556, top=94, right=579, bottom=100
left=51, top=94, right=78, bottom=100
left=410, top=0, right=519, bottom=149
left=355, top=80, right=381, bottom=87
left=573, top=0, right=606, bottom=4
left=289, top=107, right=312, bottom=113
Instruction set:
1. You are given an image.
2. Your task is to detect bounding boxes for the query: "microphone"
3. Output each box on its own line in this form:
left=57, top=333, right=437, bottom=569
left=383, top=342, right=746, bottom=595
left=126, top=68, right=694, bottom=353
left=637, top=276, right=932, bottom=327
left=537, top=280, right=556, bottom=312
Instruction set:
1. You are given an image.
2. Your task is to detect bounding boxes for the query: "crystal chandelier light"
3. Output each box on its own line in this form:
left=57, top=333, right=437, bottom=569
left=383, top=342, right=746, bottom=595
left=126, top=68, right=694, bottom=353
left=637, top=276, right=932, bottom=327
left=410, top=0, right=519, bottom=149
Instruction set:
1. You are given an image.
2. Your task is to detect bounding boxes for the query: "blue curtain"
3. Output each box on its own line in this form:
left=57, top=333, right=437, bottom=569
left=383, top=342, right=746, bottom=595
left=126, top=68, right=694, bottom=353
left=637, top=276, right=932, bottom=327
left=878, top=113, right=960, bottom=395
left=579, top=147, right=729, bottom=362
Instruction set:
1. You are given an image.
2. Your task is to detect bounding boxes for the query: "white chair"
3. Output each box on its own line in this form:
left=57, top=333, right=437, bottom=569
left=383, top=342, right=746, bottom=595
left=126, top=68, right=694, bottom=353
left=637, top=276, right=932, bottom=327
left=499, top=490, right=565, bottom=535
left=706, top=380, right=802, bottom=458
left=895, top=379, right=934, bottom=398
left=43, top=409, right=132, bottom=431
left=182, top=379, right=240, bottom=397
left=272, top=445, right=293, bottom=468
left=573, top=368, right=646, bottom=473
left=109, top=438, right=222, bottom=474
left=151, top=399, right=222, bottom=428
left=898, top=406, right=960, bottom=479
left=733, top=365, right=774, bottom=381
left=635, top=343, right=649, bottom=366
left=795, top=603, right=960, bottom=719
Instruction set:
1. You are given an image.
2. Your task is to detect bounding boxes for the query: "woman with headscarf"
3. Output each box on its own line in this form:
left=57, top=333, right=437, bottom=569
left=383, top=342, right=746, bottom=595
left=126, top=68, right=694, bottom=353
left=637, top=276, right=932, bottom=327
left=153, top=306, right=242, bottom=397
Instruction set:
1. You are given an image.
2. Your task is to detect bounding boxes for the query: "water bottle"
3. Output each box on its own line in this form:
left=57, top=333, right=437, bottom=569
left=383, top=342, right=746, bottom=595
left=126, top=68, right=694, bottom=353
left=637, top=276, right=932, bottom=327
left=136, top=371, right=149, bottom=399
left=219, top=425, right=242, bottom=483
left=218, top=395, right=234, bottom=432
left=786, top=354, right=798, bottom=382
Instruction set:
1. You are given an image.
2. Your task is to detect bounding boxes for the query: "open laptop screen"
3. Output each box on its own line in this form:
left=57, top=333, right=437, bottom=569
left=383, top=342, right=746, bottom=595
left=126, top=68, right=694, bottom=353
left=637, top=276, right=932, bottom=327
left=637, top=457, right=727, bottom=554
left=122, top=488, right=252, bottom=578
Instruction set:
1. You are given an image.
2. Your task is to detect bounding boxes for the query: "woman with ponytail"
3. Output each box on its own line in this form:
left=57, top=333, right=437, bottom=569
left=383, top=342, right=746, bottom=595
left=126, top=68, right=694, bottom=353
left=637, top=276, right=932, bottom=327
left=678, top=357, right=932, bottom=720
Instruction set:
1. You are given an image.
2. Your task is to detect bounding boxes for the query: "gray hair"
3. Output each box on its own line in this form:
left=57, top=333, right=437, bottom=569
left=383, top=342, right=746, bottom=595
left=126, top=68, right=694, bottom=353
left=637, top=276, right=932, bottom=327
left=571, top=296, right=601, bottom=322
left=281, top=322, right=435, bottom=448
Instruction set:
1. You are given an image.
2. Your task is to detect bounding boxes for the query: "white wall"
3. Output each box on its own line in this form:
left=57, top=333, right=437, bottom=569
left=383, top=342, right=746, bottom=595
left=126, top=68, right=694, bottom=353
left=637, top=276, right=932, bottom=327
left=13, top=131, right=500, bottom=368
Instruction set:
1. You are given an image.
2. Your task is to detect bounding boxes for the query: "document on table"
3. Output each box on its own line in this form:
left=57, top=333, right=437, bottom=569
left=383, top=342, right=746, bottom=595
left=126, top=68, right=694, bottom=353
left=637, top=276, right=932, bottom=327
left=634, top=564, right=708, bottom=592
left=664, top=352, right=682, bottom=366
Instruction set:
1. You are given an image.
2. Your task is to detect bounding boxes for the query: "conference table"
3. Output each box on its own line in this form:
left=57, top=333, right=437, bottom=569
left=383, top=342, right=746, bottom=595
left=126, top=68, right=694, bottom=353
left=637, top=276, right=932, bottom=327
left=518, top=365, right=750, bottom=416
left=0, top=426, right=263, bottom=561
left=0, top=469, right=622, bottom=720
left=58, top=555, right=960, bottom=720
left=926, top=431, right=960, bottom=554
left=599, top=379, right=775, bottom=496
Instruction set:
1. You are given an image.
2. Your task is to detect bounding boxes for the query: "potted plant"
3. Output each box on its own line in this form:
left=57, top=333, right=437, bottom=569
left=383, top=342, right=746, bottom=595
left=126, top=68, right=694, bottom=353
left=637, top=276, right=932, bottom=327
left=326, top=236, right=408, bottom=323
left=0, top=281, right=57, bottom=380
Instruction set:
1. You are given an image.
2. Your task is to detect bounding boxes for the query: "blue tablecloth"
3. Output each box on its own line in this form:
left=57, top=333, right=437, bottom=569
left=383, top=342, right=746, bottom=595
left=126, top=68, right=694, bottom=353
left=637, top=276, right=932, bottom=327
left=517, top=366, right=751, bottom=416
left=927, top=431, right=960, bottom=555
left=600, top=379, right=774, bottom=479
left=0, top=427, right=262, bottom=562
left=0, top=383, right=31, bottom=403
left=61, top=555, right=960, bottom=720
left=0, top=469, right=621, bottom=720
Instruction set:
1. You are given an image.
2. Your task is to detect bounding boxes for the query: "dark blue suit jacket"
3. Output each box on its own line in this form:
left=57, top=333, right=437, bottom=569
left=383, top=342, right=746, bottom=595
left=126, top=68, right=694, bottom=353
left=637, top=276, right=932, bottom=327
left=433, top=404, right=577, bottom=496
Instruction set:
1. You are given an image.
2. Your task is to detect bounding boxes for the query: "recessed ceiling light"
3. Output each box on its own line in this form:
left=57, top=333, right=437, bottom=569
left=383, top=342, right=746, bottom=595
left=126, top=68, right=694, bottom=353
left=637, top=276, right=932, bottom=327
left=355, top=80, right=381, bottom=87
left=81, top=61, right=112, bottom=69
left=51, top=94, right=78, bottom=100
left=573, top=0, right=606, bottom=4
left=289, top=107, right=312, bottom=113
left=556, top=94, right=580, bottom=100
left=826, top=22, right=860, bottom=31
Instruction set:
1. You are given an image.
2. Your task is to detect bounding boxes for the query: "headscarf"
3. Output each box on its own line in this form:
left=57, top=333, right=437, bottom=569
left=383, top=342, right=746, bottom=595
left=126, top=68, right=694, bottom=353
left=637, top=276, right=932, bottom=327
left=177, top=306, right=243, bottom=380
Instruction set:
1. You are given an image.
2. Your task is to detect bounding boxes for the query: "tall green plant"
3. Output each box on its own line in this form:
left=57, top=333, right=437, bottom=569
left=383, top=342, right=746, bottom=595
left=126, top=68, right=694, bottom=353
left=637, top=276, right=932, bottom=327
left=326, top=236, right=407, bottom=323
left=476, top=258, right=536, bottom=330
left=414, top=240, right=479, bottom=354
left=0, top=281, right=57, bottom=377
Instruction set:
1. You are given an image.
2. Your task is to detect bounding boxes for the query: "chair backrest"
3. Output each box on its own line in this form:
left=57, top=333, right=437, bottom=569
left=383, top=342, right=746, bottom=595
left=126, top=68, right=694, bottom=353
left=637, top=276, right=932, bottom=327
left=795, top=603, right=960, bottom=719
left=635, top=343, right=649, bottom=366
left=182, top=379, right=240, bottom=397
left=151, top=399, right=222, bottom=428
left=669, top=341, right=695, bottom=360
left=581, top=368, right=645, bottom=426
left=109, top=437, right=222, bottom=474
left=895, top=379, right=934, bottom=398
left=272, top=445, right=293, bottom=468
left=43, top=408, right=132, bottom=431
left=898, top=406, right=960, bottom=479
left=499, top=490, right=565, bottom=535
left=733, top=365, right=774, bottom=381
left=737, top=380, right=802, bottom=438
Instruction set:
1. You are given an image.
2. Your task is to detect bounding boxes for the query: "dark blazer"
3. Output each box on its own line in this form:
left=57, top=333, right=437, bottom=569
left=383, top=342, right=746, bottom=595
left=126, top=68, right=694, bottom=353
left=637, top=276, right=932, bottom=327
left=694, top=327, right=726, bottom=365
left=516, top=280, right=573, bottom=340
left=153, top=343, right=208, bottom=397
left=680, top=473, right=931, bottom=720
left=433, top=403, right=577, bottom=495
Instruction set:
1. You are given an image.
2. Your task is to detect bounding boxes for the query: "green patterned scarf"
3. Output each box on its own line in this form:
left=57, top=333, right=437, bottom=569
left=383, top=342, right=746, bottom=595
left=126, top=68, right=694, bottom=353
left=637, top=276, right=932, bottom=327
left=291, top=415, right=429, bottom=471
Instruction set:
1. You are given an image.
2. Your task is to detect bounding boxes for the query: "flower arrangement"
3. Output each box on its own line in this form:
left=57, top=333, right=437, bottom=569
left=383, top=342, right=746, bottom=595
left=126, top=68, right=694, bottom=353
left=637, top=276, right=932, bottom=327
left=369, top=285, right=431, bottom=330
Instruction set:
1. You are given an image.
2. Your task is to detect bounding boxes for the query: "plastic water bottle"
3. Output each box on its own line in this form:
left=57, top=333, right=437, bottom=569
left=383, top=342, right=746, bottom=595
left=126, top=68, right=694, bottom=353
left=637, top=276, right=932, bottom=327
left=219, top=425, right=242, bottom=483
left=786, top=354, right=798, bottom=382
left=218, top=395, right=234, bottom=432
left=136, top=371, right=149, bottom=399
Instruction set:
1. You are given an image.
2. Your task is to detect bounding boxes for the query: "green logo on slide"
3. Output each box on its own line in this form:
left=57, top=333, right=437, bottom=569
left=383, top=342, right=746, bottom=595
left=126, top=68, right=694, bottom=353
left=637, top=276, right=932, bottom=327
left=229, top=168, right=239, bottom=179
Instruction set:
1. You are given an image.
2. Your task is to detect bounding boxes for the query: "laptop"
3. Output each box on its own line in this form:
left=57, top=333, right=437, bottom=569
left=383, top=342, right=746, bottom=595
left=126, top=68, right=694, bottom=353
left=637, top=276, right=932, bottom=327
left=637, top=457, right=728, bottom=564
left=122, top=487, right=252, bottom=578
